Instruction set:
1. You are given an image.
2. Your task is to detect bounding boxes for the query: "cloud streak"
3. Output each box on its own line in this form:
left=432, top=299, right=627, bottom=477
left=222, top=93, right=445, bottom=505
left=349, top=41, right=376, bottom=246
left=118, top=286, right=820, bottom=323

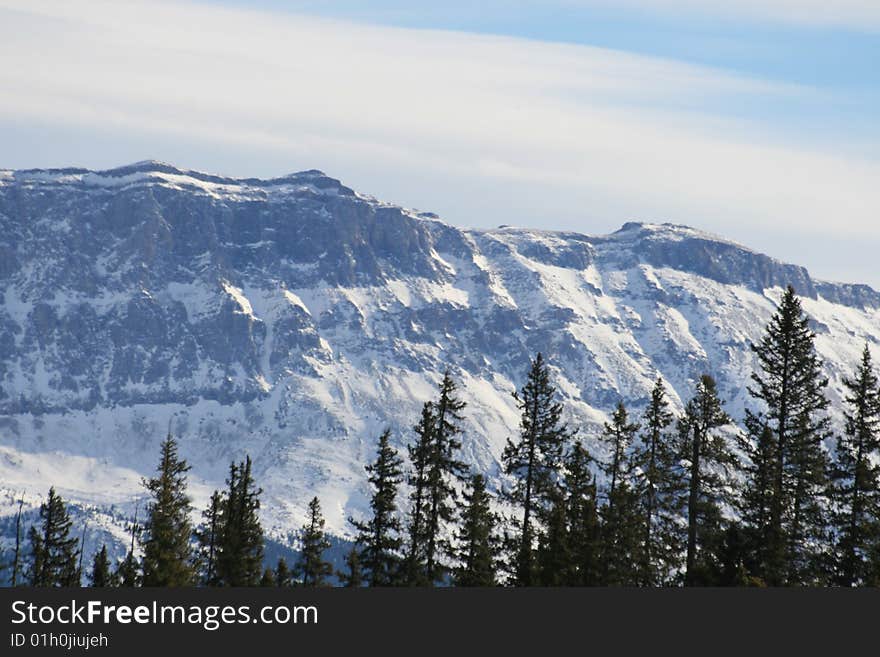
left=0, top=0, right=878, bottom=284
left=563, top=0, right=880, bottom=31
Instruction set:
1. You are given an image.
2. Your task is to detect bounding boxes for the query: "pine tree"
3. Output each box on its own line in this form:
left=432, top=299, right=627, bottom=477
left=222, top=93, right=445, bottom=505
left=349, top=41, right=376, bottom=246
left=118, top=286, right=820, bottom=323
left=27, top=527, right=44, bottom=587
left=597, top=401, right=642, bottom=585
left=338, top=548, right=363, bottom=587
left=632, top=378, right=686, bottom=586
left=141, top=434, right=196, bottom=586
left=195, top=491, right=223, bottom=586
left=716, top=523, right=754, bottom=586
left=679, top=375, right=736, bottom=586
left=502, top=353, right=571, bottom=586
left=738, top=420, right=777, bottom=585
left=295, top=497, right=333, bottom=587
left=423, top=370, right=468, bottom=584
left=403, top=402, right=434, bottom=585
left=537, top=487, right=570, bottom=586
left=830, top=345, right=880, bottom=586
left=259, top=568, right=275, bottom=586
left=351, top=429, right=404, bottom=586
left=214, top=456, right=265, bottom=586
left=75, top=524, right=88, bottom=585
left=9, top=496, right=24, bottom=586
left=454, top=474, right=499, bottom=587
left=745, top=286, right=832, bottom=585
left=116, top=508, right=140, bottom=587
left=275, top=557, right=292, bottom=587
left=869, top=540, right=880, bottom=587
left=600, top=402, right=639, bottom=511
left=116, top=552, right=140, bottom=587
left=28, top=487, right=80, bottom=587
left=563, top=441, right=601, bottom=586
left=90, top=545, right=113, bottom=587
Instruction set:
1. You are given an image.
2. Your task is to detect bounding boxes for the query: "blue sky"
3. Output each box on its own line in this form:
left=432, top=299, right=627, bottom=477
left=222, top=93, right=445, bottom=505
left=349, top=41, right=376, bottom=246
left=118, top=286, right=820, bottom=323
left=1, top=0, right=878, bottom=284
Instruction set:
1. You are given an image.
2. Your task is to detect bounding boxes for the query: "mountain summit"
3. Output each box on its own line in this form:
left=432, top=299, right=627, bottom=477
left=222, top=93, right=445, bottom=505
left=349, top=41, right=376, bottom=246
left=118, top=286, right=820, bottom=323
left=1, top=162, right=878, bottom=543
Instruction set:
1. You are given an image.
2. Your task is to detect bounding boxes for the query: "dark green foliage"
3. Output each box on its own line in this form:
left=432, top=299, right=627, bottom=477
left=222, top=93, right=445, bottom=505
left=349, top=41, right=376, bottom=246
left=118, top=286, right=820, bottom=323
left=737, top=420, right=777, bottom=585
left=214, top=456, right=265, bottom=586
left=598, top=402, right=642, bottom=585
left=745, top=286, right=832, bottom=585
left=830, top=345, right=880, bottom=586
left=423, top=371, right=468, bottom=584
left=502, top=353, right=571, bottom=586
left=632, top=378, right=686, bottom=585
left=338, top=548, right=364, bottom=588
left=454, top=474, right=499, bottom=586
left=296, top=497, right=333, bottom=587
left=715, top=524, right=757, bottom=587
left=116, top=507, right=141, bottom=587
left=195, top=491, right=223, bottom=586
left=115, top=551, right=140, bottom=587
left=563, top=441, right=601, bottom=586
left=403, top=402, right=434, bottom=585
left=600, top=481, right=643, bottom=586
left=351, top=429, right=404, bottom=586
left=141, top=434, right=196, bottom=587
left=679, top=375, right=736, bottom=586
left=89, top=545, right=113, bottom=587
left=599, top=402, right=639, bottom=509
left=404, top=372, right=468, bottom=585
left=259, top=568, right=275, bottom=586
left=537, top=488, right=570, bottom=586
left=9, top=496, right=24, bottom=586
left=275, top=557, right=292, bottom=587
left=28, top=488, right=80, bottom=587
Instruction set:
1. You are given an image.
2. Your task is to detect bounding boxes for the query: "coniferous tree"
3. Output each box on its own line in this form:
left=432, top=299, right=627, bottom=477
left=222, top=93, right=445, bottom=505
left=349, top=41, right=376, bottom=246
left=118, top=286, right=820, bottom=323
left=423, top=371, right=468, bottom=584
left=738, top=421, right=777, bottom=585
left=680, top=375, right=736, bottom=586
left=745, top=286, right=832, bottom=586
left=115, top=552, right=139, bottom=587
left=141, top=434, right=196, bottom=586
left=90, top=545, right=113, bottom=587
left=600, top=402, right=639, bottom=511
left=537, top=487, right=570, bottom=586
left=116, top=508, right=140, bottom=587
left=403, top=402, right=434, bottom=585
left=598, top=402, right=642, bottom=585
left=715, top=524, right=754, bottom=586
left=295, top=497, right=333, bottom=587
left=563, top=441, right=601, bottom=586
left=632, top=378, right=686, bottom=586
left=351, top=429, right=404, bottom=586
left=27, top=527, right=44, bottom=587
left=830, top=345, right=880, bottom=586
left=259, top=568, right=275, bottom=586
left=454, top=474, right=500, bottom=587
left=9, top=496, right=24, bottom=586
left=195, top=491, right=223, bottom=586
left=214, top=456, right=265, bottom=586
left=275, top=557, right=292, bottom=587
left=28, top=488, right=80, bottom=587
left=338, top=548, right=364, bottom=587
left=502, top=353, right=571, bottom=586
left=869, top=541, right=880, bottom=587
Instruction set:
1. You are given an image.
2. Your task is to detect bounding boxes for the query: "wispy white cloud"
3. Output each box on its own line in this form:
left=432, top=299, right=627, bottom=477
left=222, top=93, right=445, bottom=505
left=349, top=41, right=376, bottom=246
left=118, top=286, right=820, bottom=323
left=0, top=0, right=878, bottom=273
left=556, top=0, right=880, bottom=31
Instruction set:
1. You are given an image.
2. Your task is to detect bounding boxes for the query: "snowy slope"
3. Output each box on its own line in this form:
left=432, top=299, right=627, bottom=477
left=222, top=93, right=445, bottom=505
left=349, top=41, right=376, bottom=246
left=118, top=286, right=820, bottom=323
left=1, top=161, right=879, bottom=552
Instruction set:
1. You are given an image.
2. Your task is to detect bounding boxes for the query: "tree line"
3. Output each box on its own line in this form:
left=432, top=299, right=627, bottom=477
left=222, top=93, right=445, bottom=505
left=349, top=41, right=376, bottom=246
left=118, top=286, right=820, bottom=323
left=4, top=286, right=880, bottom=587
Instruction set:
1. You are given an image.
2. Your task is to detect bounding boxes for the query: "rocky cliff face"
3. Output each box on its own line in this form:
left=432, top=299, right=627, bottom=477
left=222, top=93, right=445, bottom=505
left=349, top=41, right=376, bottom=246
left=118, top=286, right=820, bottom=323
left=1, top=161, right=878, bottom=544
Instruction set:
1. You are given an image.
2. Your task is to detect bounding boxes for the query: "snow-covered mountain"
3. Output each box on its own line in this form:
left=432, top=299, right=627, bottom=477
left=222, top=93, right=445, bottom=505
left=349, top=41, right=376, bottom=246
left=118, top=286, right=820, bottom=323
left=2, top=161, right=879, bottom=550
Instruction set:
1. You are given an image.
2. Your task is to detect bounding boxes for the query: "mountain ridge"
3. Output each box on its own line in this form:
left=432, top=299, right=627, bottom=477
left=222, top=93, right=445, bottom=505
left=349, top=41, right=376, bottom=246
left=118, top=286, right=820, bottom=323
left=1, top=161, right=879, bottom=550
